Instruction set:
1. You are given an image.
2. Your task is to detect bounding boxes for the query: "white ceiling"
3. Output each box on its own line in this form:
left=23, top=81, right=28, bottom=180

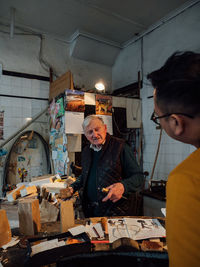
left=0, top=0, right=193, bottom=45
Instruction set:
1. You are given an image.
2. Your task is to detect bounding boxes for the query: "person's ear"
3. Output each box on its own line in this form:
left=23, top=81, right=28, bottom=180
left=104, top=124, right=107, bottom=133
left=169, top=115, right=185, bottom=136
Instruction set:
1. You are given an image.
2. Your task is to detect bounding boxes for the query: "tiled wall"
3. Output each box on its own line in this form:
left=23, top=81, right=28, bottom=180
left=0, top=74, right=49, bottom=196
left=112, top=3, right=200, bottom=187
left=0, top=74, right=49, bottom=141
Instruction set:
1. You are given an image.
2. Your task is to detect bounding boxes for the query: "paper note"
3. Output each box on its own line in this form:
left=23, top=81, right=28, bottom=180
left=31, top=239, right=65, bottom=256
left=107, top=218, right=166, bottom=243
left=65, top=111, right=84, bottom=134
left=161, top=208, right=166, bottom=217
left=68, top=225, right=86, bottom=236
left=84, top=93, right=96, bottom=105
left=97, top=114, right=113, bottom=135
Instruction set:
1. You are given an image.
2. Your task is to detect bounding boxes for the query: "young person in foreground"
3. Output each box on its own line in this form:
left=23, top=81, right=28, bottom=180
left=147, top=51, right=200, bottom=267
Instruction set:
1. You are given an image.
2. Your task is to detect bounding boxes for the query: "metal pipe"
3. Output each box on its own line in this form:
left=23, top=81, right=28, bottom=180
left=10, top=7, right=15, bottom=38
left=0, top=106, right=48, bottom=149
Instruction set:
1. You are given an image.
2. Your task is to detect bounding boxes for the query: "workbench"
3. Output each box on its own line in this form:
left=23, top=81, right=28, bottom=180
left=0, top=202, right=168, bottom=267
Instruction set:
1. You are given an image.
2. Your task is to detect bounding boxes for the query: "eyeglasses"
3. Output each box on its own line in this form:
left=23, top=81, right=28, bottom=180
left=150, top=111, right=194, bottom=126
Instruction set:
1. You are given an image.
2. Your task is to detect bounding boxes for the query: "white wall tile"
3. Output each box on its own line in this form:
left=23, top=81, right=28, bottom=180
left=1, top=76, right=49, bottom=147
left=1, top=75, right=11, bottom=86
left=21, top=78, right=32, bottom=89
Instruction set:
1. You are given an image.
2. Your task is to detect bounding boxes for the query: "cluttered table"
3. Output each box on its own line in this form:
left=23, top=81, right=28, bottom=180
left=0, top=175, right=168, bottom=267
left=0, top=201, right=168, bottom=267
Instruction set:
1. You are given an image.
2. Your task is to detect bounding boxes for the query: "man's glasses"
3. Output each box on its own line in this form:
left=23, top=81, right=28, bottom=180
left=150, top=111, right=194, bottom=126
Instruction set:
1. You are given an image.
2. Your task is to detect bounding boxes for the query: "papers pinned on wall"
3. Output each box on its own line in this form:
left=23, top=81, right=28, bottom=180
left=97, top=114, right=113, bottom=135
left=126, top=98, right=141, bottom=128
left=84, top=93, right=96, bottom=105
left=65, top=112, right=84, bottom=134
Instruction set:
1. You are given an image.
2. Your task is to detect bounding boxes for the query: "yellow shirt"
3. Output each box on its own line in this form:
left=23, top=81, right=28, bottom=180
left=166, top=148, right=200, bottom=267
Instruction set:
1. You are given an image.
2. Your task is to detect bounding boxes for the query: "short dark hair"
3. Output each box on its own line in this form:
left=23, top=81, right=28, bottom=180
left=147, top=51, right=200, bottom=115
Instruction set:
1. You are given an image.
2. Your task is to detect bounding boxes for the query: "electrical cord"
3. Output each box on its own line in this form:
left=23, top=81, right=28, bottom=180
left=112, top=108, right=129, bottom=136
left=0, top=23, right=58, bottom=78
left=148, top=128, right=163, bottom=190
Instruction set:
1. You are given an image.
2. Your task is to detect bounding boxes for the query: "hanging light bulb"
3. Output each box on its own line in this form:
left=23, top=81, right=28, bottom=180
left=95, top=82, right=105, bottom=91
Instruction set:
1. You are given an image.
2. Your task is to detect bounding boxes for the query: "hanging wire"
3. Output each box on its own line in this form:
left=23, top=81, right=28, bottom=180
left=112, top=108, right=129, bottom=136
left=0, top=22, right=58, bottom=78
left=148, top=128, right=163, bottom=190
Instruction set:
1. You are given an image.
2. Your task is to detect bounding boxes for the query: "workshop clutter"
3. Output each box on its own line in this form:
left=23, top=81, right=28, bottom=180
left=3, top=173, right=81, bottom=237
left=25, top=231, right=91, bottom=266
left=5, top=173, right=76, bottom=203
left=23, top=216, right=167, bottom=267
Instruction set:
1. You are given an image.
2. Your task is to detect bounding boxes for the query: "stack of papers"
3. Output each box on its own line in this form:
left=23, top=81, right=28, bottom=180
left=107, top=218, right=166, bottom=243
left=68, top=218, right=166, bottom=244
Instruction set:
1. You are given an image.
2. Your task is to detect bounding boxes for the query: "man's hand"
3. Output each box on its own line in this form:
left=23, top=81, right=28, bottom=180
left=102, top=183, right=125, bottom=203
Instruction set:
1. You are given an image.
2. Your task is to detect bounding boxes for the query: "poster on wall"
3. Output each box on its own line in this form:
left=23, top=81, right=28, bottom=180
left=0, top=111, right=4, bottom=140
left=96, top=95, right=112, bottom=116
left=65, top=89, right=85, bottom=112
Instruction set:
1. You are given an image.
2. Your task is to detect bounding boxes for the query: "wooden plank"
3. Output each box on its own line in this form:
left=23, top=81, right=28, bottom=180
left=7, top=185, right=25, bottom=202
left=60, top=200, right=75, bottom=232
left=42, top=182, right=67, bottom=193
left=18, top=192, right=38, bottom=202
left=31, top=174, right=54, bottom=182
left=18, top=199, right=41, bottom=235
left=30, top=178, right=55, bottom=188
left=49, top=71, right=74, bottom=100
left=20, top=185, right=37, bottom=197
left=0, top=210, right=12, bottom=247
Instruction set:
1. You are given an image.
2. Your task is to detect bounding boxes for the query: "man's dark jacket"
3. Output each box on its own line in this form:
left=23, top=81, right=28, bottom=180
left=71, top=133, right=144, bottom=217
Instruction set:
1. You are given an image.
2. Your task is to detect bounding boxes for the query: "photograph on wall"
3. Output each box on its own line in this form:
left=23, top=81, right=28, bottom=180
left=0, top=111, right=4, bottom=140
left=96, top=95, right=112, bottom=116
left=65, top=89, right=85, bottom=112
